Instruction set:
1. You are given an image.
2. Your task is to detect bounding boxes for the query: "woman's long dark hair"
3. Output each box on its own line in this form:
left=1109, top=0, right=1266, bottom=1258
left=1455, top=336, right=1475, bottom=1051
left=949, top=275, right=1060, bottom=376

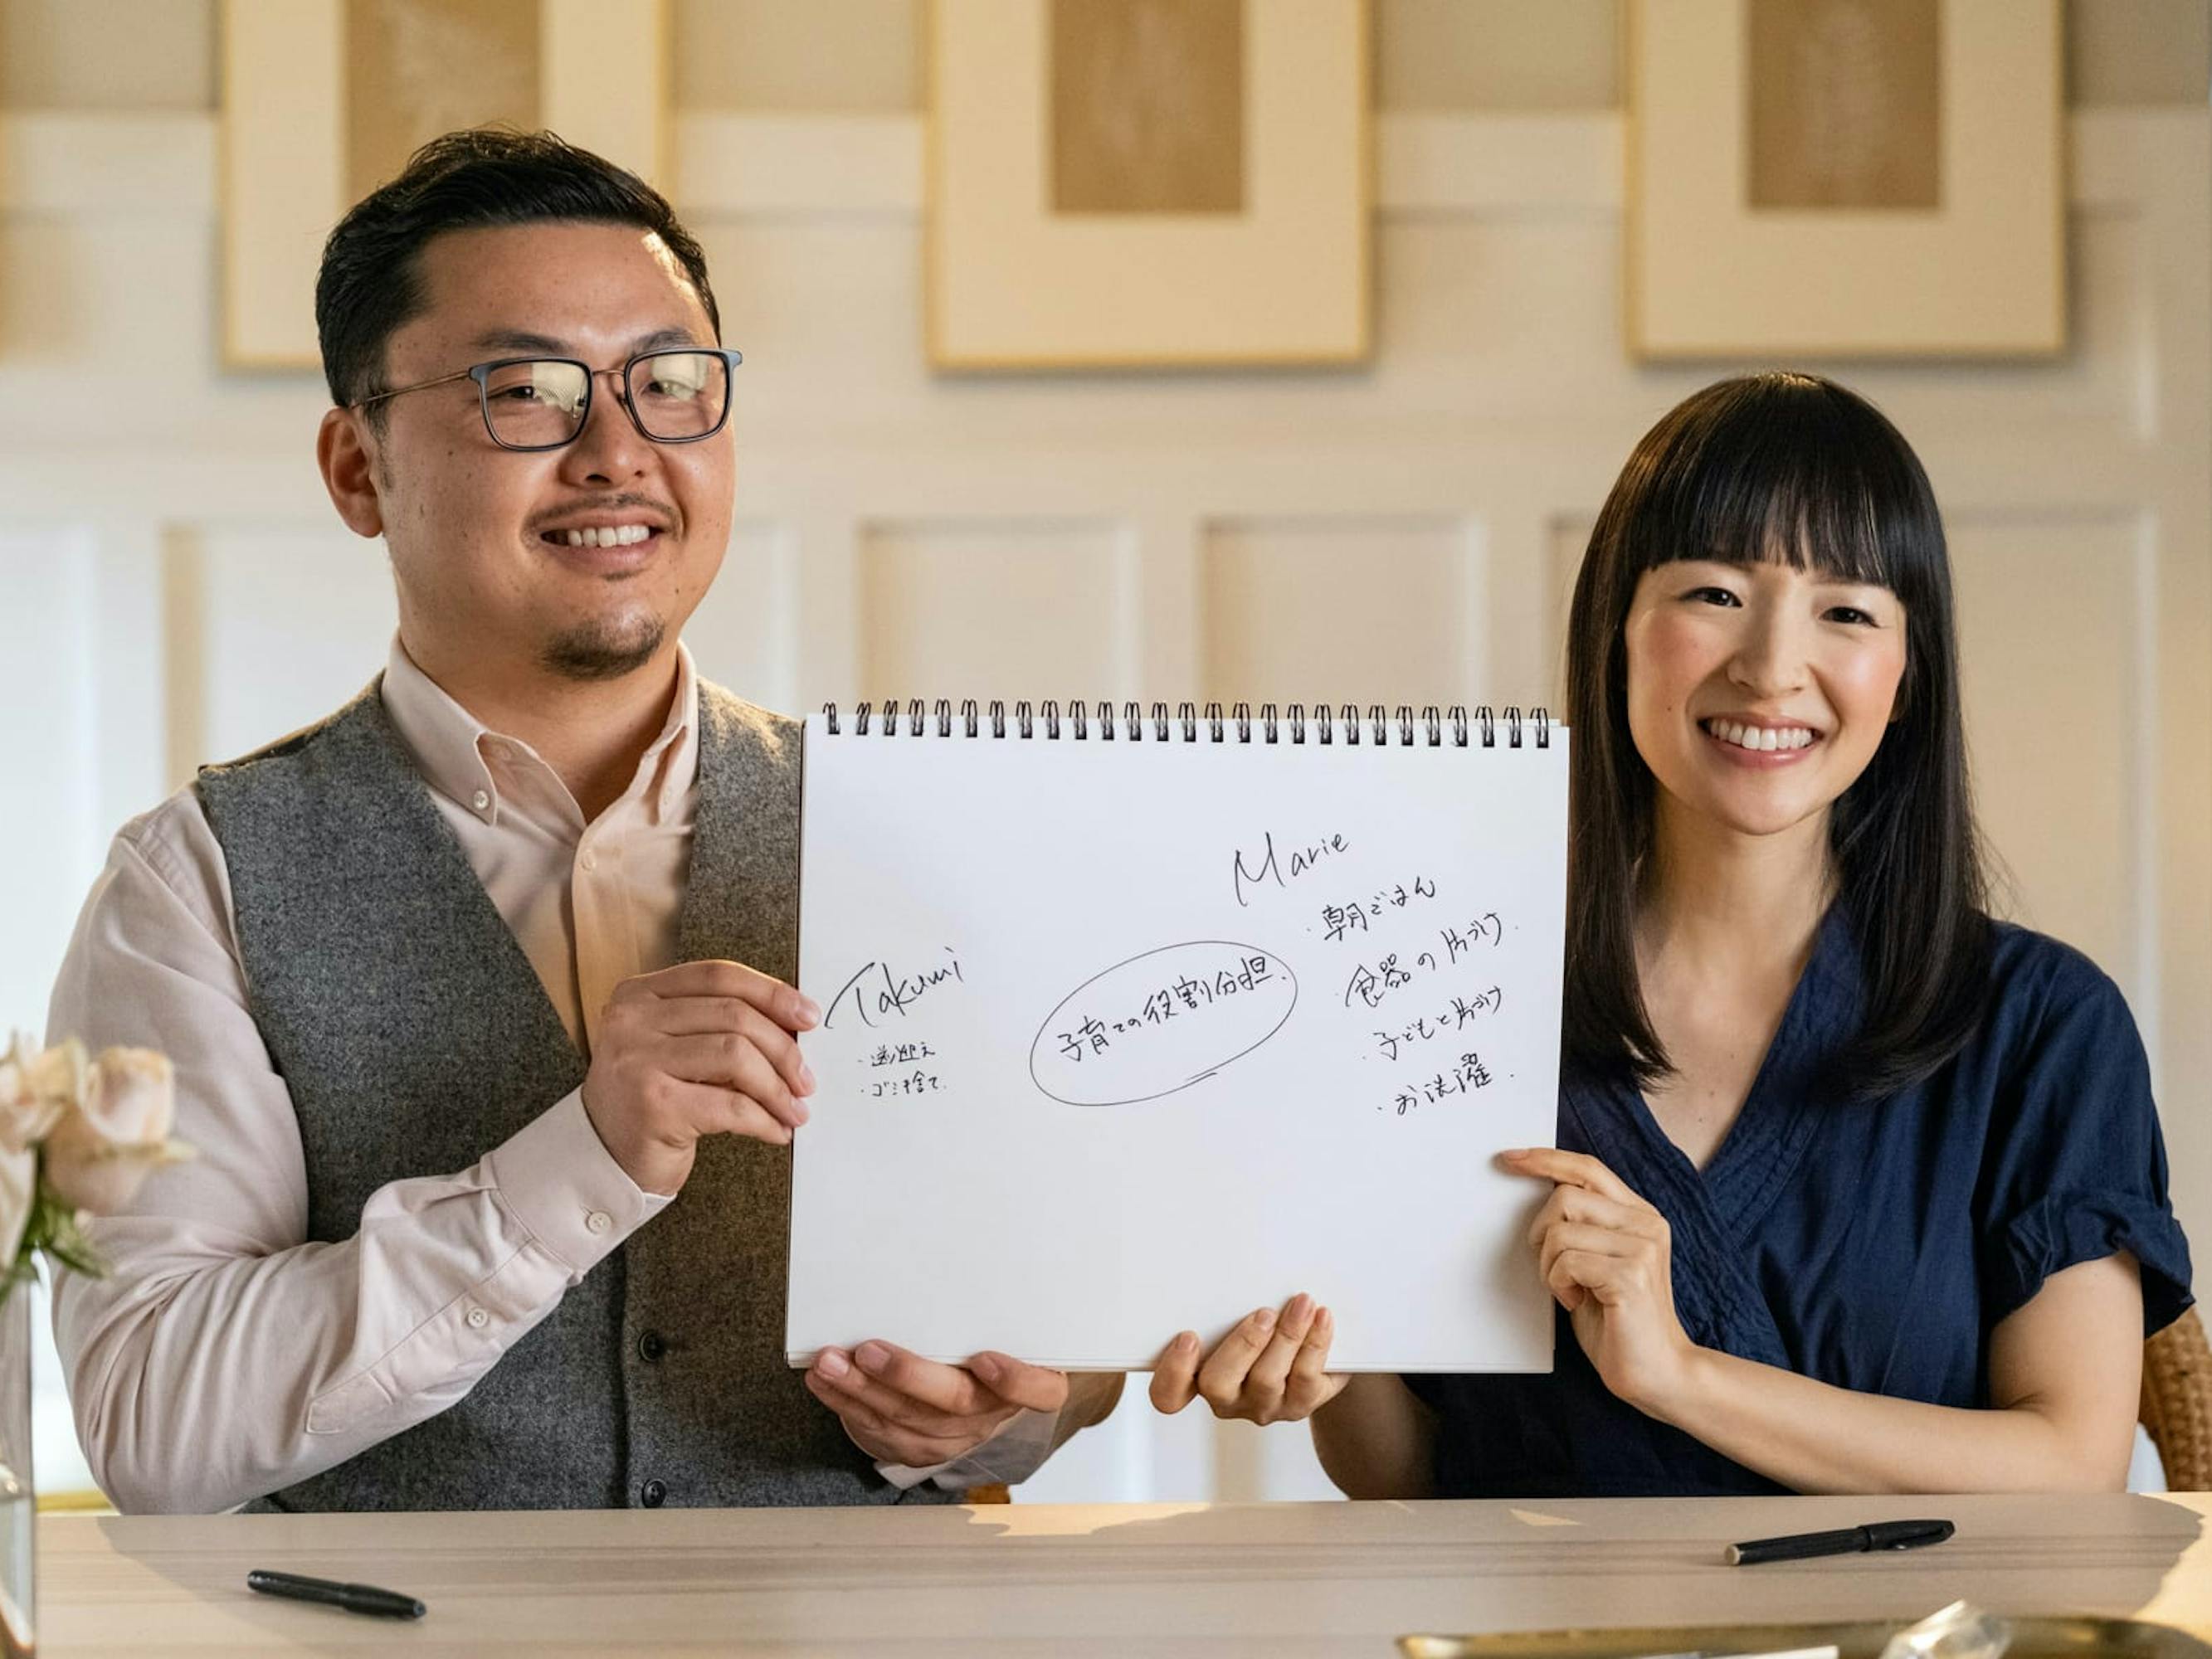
left=1563, top=372, right=1990, bottom=1100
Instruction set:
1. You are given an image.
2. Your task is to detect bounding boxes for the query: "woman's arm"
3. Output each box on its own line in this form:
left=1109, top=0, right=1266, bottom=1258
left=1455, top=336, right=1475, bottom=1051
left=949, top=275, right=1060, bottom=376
left=1644, top=1253, right=2143, bottom=1493
left=1504, top=1146, right=2147, bottom=1494
left=1312, top=1373, right=1439, bottom=1498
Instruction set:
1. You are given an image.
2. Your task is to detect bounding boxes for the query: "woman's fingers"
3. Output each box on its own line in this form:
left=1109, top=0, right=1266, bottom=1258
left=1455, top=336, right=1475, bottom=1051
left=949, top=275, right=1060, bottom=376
left=1499, top=1146, right=1644, bottom=1207
left=1195, top=1306, right=1281, bottom=1410
left=1536, top=1220, right=1642, bottom=1285
left=1239, top=1296, right=1318, bottom=1418
left=1525, top=1182, right=1647, bottom=1248
left=1149, top=1331, right=1202, bottom=1413
left=1282, top=1306, right=1348, bottom=1416
left=1152, top=1299, right=1341, bottom=1424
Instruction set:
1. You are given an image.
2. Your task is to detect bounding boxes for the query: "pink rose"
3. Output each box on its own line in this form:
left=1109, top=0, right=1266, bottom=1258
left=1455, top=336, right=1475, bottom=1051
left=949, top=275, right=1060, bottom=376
left=41, top=1048, right=190, bottom=1216
left=0, top=1034, right=76, bottom=1155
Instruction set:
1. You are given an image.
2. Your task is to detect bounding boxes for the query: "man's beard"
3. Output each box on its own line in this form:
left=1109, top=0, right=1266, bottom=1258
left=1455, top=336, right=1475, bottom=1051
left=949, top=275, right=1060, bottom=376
left=539, top=612, right=666, bottom=682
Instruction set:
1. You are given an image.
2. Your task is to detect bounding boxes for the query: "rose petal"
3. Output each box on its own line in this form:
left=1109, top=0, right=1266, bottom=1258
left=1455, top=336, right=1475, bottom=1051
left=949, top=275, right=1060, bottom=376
left=41, top=1108, right=187, bottom=1216
left=83, top=1049, right=175, bottom=1146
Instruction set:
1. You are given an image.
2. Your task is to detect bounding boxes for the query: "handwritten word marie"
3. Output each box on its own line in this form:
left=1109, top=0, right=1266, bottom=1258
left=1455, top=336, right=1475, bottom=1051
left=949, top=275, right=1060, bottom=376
left=1232, top=830, right=1351, bottom=908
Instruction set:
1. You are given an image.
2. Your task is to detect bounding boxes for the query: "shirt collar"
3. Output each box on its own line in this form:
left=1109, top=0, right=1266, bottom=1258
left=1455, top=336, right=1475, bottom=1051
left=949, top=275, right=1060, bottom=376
left=380, top=637, right=701, bottom=826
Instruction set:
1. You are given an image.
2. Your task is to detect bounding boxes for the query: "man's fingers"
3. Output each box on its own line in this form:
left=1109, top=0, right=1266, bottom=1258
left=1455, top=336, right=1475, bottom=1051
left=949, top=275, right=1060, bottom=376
left=662, top=1079, right=793, bottom=1146
left=627, top=960, right=821, bottom=1032
left=845, top=1341, right=1000, bottom=1417
left=806, top=1374, right=973, bottom=1467
left=650, top=1000, right=817, bottom=1090
left=807, top=1350, right=1001, bottom=1438
left=967, top=1351, right=1071, bottom=1414
left=663, top=1033, right=806, bottom=1126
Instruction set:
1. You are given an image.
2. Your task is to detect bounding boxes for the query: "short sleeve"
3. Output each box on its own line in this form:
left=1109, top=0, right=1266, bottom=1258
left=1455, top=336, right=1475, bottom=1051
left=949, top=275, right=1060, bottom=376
left=1978, top=948, right=2193, bottom=1336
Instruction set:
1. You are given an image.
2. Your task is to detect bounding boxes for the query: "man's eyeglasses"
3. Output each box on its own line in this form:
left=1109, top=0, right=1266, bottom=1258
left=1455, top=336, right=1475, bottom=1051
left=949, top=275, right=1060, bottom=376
left=349, top=348, right=744, bottom=452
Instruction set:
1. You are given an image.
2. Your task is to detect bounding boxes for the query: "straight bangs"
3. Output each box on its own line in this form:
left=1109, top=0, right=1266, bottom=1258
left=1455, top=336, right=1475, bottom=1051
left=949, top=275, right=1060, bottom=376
left=1617, top=372, right=1941, bottom=615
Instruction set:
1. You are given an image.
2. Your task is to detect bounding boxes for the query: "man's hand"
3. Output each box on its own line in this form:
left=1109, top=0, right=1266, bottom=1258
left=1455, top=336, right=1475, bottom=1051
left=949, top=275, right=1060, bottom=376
left=581, top=960, right=819, bottom=1196
left=804, top=1341, right=1070, bottom=1469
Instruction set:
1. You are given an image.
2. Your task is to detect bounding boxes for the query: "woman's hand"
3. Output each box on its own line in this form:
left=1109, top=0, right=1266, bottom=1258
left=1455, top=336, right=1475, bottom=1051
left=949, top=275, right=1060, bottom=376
left=1500, top=1146, right=1698, bottom=1414
left=1149, top=1293, right=1348, bottom=1425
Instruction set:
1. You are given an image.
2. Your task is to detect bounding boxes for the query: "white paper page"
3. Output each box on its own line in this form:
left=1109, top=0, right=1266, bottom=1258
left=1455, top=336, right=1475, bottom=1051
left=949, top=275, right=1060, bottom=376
left=788, top=714, right=1568, bottom=1372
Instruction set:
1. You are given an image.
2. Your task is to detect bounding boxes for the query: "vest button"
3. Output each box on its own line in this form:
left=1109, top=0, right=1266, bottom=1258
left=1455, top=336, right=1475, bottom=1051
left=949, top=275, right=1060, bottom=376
left=637, top=1330, right=667, bottom=1363
left=640, top=1478, right=667, bottom=1507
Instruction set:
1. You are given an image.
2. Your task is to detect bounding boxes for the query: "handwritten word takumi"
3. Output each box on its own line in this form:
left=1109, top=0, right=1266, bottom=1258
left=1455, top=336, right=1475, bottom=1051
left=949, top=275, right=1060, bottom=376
left=1055, top=955, right=1279, bottom=1063
left=864, top=1043, right=937, bottom=1068
left=1320, top=875, right=1440, bottom=942
left=826, top=948, right=967, bottom=1030
left=1344, top=914, right=1507, bottom=1010
left=1388, top=1052, right=1494, bottom=1115
left=1232, top=830, right=1352, bottom=908
left=868, top=1070, right=943, bottom=1100
left=1372, top=987, right=1505, bottom=1061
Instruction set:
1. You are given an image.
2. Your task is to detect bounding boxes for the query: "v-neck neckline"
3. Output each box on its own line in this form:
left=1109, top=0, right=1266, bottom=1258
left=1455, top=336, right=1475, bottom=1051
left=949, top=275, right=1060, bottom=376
left=1620, top=905, right=1853, bottom=1238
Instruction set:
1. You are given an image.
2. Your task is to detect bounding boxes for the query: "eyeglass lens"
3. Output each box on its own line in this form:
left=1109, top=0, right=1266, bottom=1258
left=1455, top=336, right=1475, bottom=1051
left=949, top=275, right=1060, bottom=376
left=480, top=352, right=730, bottom=448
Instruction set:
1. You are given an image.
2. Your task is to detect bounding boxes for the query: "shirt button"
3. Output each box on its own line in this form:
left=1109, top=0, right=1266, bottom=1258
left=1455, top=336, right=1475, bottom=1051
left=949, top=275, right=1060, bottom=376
left=585, top=1209, right=613, bottom=1236
left=640, top=1478, right=667, bottom=1507
left=470, top=789, right=490, bottom=812
left=465, top=1306, right=490, bottom=1330
left=580, top=849, right=598, bottom=873
left=638, top=1331, right=667, bottom=1363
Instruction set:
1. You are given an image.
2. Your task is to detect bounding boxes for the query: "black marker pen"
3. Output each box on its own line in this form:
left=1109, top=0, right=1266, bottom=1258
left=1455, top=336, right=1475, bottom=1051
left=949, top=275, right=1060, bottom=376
left=1724, top=1518, right=1954, bottom=1566
left=246, top=1569, right=426, bottom=1618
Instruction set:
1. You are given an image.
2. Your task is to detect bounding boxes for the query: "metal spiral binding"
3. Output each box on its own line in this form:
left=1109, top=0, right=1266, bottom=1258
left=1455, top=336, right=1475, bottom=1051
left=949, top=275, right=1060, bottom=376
left=821, top=700, right=1548, bottom=747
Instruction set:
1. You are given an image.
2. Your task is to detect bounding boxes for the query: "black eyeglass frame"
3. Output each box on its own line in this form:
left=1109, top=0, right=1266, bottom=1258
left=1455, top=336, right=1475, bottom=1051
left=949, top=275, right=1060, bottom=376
left=349, top=347, right=745, bottom=452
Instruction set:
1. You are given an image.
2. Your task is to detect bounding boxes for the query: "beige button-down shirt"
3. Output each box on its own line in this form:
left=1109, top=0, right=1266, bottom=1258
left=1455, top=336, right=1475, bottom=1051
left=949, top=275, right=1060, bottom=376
left=48, top=640, right=1051, bottom=1512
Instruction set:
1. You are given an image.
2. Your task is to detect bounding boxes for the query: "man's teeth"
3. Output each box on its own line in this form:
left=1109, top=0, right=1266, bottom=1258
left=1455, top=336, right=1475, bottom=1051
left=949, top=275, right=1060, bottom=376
left=557, top=525, right=654, bottom=548
left=1706, top=720, right=1815, bottom=752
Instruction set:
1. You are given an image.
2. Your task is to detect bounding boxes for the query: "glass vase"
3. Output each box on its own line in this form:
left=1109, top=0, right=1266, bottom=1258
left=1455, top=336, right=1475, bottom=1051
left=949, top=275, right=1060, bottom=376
left=0, top=1288, right=34, bottom=1657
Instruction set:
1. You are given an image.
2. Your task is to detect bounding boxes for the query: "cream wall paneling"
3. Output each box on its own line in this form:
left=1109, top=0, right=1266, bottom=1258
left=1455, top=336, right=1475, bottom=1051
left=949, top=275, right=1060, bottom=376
left=0, top=108, right=2203, bottom=1507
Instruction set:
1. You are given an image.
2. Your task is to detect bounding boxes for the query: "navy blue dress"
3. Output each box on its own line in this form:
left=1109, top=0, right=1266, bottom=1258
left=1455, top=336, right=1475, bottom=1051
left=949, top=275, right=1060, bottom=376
left=1406, top=912, right=2195, bottom=1497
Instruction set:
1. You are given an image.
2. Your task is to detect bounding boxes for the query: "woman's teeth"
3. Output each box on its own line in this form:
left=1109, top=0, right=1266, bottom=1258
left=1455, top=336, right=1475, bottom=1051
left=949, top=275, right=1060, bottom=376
left=1705, top=720, right=1814, bottom=752
left=556, top=525, right=653, bottom=548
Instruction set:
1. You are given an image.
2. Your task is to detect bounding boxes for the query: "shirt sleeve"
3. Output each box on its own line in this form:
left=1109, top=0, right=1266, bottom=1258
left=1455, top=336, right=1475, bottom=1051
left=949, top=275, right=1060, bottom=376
left=46, top=795, right=669, bottom=1514
left=1977, top=945, right=2193, bottom=1337
left=873, top=1406, right=1063, bottom=1493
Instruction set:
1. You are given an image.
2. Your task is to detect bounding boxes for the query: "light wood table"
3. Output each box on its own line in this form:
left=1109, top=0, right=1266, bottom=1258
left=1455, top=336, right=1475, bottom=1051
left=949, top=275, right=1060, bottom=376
left=33, top=1491, right=2212, bottom=1657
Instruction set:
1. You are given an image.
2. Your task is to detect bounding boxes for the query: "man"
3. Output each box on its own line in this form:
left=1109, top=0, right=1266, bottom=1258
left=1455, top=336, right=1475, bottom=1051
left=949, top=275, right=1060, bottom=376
left=47, top=129, right=1120, bottom=1512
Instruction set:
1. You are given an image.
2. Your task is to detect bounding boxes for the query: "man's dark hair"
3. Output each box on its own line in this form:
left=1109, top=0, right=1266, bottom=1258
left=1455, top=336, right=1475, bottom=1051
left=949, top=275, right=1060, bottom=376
left=1562, top=371, right=1992, bottom=1103
left=314, top=127, right=720, bottom=416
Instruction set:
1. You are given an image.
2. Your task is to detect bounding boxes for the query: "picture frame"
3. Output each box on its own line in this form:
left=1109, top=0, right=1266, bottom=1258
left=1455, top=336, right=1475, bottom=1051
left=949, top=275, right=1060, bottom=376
left=926, top=0, right=1371, bottom=370
left=1625, top=0, right=2064, bottom=360
left=219, top=0, right=669, bottom=369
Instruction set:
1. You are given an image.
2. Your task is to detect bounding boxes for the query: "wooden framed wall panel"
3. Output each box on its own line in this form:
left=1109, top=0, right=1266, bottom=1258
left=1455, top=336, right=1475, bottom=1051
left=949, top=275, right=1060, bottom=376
left=220, top=0, right=668, bottom=368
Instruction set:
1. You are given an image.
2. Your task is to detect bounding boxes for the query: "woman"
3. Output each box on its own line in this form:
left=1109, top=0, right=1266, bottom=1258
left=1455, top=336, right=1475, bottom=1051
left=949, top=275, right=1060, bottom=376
left=1150, top=372, right=2193, bottom=1496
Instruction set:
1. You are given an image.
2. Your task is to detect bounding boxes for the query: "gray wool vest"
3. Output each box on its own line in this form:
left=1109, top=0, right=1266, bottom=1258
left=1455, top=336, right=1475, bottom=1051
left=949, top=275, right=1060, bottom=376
left=196, top=677, right=945, bottom=1511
